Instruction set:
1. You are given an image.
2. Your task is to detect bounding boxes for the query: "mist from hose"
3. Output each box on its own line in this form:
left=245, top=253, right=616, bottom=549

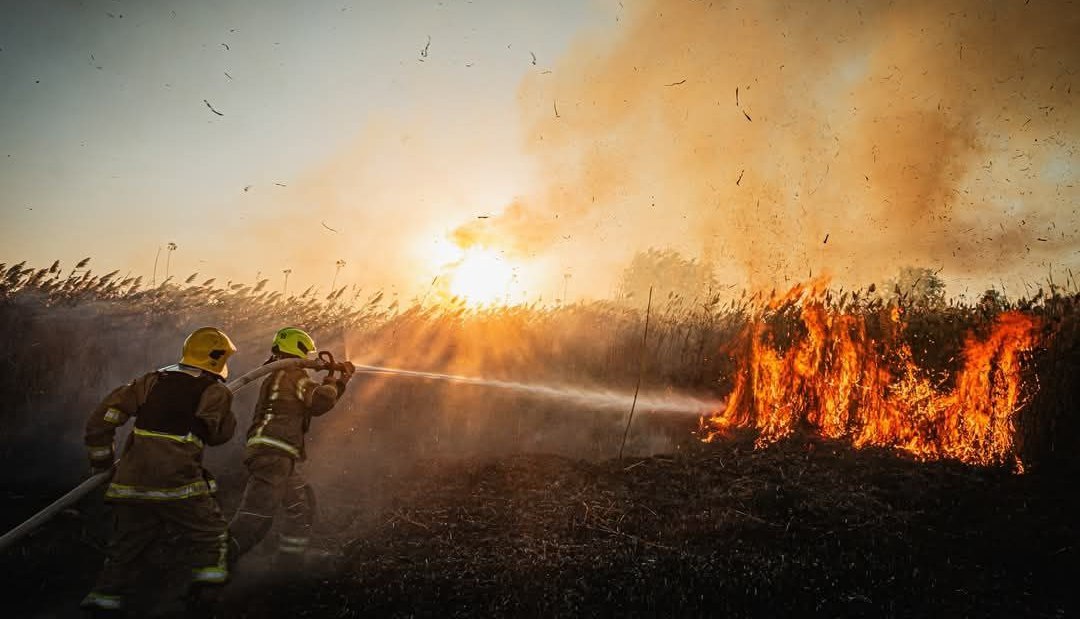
left=348, top=362, right=723, bottom=416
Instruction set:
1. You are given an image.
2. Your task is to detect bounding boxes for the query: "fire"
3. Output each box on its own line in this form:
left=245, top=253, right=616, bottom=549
left=702, top=283, right=1042, bottom=467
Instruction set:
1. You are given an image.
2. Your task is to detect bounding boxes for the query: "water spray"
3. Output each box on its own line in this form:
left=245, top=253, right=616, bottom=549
left=347, top=362, right=723, bottom=416
left=319, top=349, right=722, bottom=415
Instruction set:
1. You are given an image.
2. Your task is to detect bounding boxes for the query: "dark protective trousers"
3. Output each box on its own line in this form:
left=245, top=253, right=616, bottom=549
left=228, top=453, right=315, bottom=558
left=81, top=496, right=229, bottom=611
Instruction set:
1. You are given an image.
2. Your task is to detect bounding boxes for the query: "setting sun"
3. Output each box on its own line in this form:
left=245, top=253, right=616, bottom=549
left=448, top=248, right=516, bottom=306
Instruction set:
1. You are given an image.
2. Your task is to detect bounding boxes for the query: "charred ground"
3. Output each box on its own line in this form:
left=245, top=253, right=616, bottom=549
left=3, top=433, right=1077, bottom=617
left=230, top=434, right=1076, bottom=618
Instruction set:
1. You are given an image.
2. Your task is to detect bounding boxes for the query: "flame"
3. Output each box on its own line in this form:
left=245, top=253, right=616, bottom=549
left=702, top=283, right=1042, bottom=467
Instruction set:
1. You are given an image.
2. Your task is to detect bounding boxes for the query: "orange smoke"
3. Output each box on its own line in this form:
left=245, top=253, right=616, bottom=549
left=467, top=0, right=1080, bottom=294
left=702, top=283, right=1042, bottom=467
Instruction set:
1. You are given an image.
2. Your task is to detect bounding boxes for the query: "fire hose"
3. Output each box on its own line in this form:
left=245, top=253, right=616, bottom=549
left=0, top=356, right=334, bottom=554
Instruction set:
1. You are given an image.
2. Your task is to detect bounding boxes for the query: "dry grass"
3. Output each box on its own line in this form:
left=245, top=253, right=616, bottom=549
left=1, top=258, right=1078, bottom=471
left=1, top=258, right=1079, bottom=616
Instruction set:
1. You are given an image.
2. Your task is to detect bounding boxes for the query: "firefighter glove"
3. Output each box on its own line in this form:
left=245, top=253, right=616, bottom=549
left=339, top=361, right=356, bottom=382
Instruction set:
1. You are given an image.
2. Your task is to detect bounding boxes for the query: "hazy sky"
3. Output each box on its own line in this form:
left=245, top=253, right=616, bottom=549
left=2, top=0, right=1078, bottom=303
left=1, top=0, right=609, bottom=298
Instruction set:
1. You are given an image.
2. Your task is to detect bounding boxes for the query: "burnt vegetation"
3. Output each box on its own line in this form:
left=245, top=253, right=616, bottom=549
left=0, top=258, right=1077, bottom=617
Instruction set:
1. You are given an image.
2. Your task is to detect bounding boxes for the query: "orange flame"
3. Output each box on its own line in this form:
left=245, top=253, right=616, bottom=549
left=702, top=284, right=1042, bottom=467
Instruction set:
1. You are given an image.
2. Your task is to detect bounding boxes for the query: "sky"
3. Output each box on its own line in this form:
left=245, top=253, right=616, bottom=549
left=2, top=0, right=1079, bottom=303
left=1, top=0, right=610, bottom=300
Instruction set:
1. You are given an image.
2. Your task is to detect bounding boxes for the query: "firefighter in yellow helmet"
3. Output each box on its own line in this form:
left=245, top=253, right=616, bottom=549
left=228, top=327, right=354, bottom=566
left=81, top=327, right=238, bottom=617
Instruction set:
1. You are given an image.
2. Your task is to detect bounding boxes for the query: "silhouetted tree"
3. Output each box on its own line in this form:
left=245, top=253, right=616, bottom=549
left=887, top=266, right=946, bottom=310
left=617, top=248, right=716, bottom=307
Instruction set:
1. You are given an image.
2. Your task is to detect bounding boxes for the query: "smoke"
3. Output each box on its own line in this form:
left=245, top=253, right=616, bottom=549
left=0, top=296, right=297, bottom=486
left=0, top=282, right=696, bottom=496
left=459, top=0, right=1080, bottom=293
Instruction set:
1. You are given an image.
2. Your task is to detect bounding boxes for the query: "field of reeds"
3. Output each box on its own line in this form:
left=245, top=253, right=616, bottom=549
left=2, top=258, right=1077, bottom=472
left=0, top=257, right=1078, bottom=616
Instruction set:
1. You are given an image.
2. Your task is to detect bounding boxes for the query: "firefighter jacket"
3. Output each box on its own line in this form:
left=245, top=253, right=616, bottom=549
left=85, top=364, right=236, bottom=502
left=244, top=364, right=345, bottom=460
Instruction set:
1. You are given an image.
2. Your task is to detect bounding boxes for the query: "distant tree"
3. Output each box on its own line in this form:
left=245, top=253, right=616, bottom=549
left=978, top=288, right=1009, bottom=314
left=617, top=248, right=717, bottom=307
left=887, top=266, right=946, bottom=310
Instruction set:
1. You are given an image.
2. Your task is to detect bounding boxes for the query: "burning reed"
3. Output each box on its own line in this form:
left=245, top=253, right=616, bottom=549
left=701, top=281, right=1043, bottom=467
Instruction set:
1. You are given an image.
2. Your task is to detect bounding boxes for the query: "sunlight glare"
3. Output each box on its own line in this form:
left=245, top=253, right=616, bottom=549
left=449, top=248, right=515, bottom=306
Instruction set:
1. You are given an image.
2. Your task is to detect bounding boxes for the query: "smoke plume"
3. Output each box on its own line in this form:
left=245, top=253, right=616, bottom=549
left=458, top=0, right=1080, bottom=293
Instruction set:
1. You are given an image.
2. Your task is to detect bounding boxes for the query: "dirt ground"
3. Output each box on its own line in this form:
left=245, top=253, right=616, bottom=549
left=3, top=431, right=1075, bottom=618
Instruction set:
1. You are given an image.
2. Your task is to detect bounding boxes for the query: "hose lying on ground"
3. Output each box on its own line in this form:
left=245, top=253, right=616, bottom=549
left=0, top=357, right=324, bottom=553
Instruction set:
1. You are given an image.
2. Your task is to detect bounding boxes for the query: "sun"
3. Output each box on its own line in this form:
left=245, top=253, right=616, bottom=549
left=448, top=248, right=515, bottom=306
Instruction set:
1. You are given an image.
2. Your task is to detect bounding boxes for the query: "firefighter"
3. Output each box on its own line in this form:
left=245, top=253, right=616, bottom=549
left=81, top=327, right=238, bottom=617
left=228, top=327, right=354, bottom=566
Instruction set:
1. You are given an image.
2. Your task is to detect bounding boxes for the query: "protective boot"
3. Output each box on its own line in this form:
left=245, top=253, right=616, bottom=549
left=184, top=583, right=225, bottom=619
left=304, top=546, right=344, bottom=578
left=81, top=609, right=126, bottom=619
left=271, top=548, right=306, bottom=575
left=80, top=592, right=126, bottom=618
left=226, top=535, right=242, bottom=570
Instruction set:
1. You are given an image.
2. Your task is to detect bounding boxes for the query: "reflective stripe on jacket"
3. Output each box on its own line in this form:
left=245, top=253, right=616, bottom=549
left=85, top=364, right=236, bottom=501
left=245, top=363, right=343, bottom=460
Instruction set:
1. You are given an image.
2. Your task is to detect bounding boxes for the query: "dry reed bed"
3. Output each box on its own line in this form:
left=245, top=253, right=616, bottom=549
left=2, top=258, right=1079, bottom=468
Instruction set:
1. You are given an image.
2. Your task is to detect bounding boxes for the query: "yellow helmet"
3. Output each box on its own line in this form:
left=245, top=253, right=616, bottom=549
left=272, top=327, right=316, bottom=358
left=180, top=327, right=237, bottom=378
